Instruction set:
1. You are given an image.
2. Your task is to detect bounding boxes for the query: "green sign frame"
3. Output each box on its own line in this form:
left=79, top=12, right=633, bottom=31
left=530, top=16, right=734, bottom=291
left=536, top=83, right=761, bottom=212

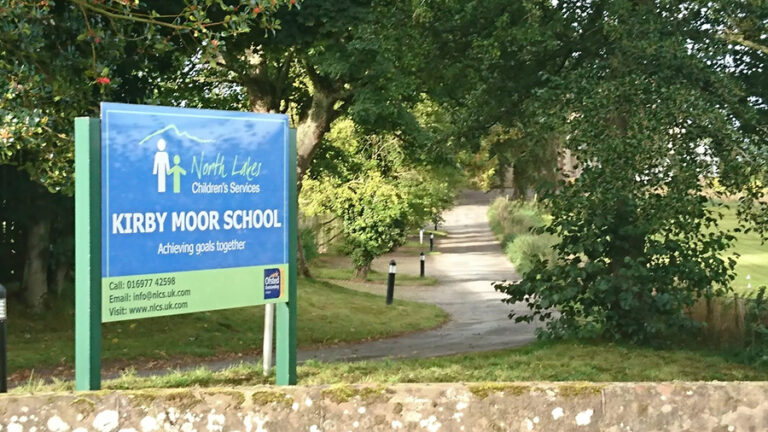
left=74, top=116, right=298, bottom=390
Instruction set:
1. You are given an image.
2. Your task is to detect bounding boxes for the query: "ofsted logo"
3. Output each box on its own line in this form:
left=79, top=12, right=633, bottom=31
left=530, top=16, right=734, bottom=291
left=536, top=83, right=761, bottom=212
left=264, top=268, right=282, bottom=299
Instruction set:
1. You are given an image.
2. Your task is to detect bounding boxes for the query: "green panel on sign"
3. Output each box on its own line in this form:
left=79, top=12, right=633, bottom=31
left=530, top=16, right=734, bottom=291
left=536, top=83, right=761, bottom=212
left=276, top=128, right=298, bottom=385
left=75, top=117, right=102, bottom=390
left=101, top=264, right=289, bottom=322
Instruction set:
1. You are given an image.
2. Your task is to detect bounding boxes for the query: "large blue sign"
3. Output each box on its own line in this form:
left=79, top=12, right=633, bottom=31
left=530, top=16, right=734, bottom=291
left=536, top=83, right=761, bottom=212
left=100, top=103, right=290, bottom=322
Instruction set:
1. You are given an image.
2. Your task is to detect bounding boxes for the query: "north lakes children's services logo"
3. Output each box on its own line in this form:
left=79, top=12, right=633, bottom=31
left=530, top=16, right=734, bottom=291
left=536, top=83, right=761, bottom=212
left=264, top=268, right=283, bottom=300
left=152, top=138, right=186, bottom=193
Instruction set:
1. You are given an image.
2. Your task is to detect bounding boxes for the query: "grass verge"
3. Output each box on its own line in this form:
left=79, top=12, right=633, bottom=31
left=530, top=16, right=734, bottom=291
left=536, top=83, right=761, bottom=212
left=15, top=339, right=768, bottom=393
left=310, top=266, right=438, bottom=286
left=8, top=278, right=447, bottom=376
left=296, top=340, right=768, bottom=383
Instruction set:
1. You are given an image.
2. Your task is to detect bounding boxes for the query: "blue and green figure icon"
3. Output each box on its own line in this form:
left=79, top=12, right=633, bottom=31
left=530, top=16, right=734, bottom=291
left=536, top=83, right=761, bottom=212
left=168, top=155, right=186, bottom=193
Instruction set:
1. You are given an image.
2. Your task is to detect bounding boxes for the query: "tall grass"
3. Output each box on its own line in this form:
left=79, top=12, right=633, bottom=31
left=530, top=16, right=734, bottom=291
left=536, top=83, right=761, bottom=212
left=504, top=234, right=558, bottom=274
left=487, top=197, right=545, bottom=244
left=488, top=197, right=557, bottom=274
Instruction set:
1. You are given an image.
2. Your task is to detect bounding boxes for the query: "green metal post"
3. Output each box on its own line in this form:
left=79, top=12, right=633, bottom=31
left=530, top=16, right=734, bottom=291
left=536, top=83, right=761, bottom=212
left=276, top=128, right=298, bottom=385
left=74, top=117, right=102, bottom=391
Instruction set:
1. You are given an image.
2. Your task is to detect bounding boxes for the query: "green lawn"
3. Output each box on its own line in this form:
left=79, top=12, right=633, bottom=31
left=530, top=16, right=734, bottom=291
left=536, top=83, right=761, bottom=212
left=17, top=339, right=768, bottom=393
left=401, top=240, right=444, bottom=253
left=310, top=265, right=438, bottom=286
left=398, top=230, right=448, bottom=254
left=297, top=340, right=768, bottom=384
left=309, top=251, right=439, bottom=285
left=8, top=278, right=447, bottom=376
left=718, top=205, right=768, bottom=295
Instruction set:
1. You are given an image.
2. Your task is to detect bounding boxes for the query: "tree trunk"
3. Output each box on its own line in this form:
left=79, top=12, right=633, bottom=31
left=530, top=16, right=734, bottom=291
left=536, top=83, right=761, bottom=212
left=353, top=264, right=370, bottom=281
left=243, top=63, right=340, bottom=279
left=294, top=88, right=340, bottom=278
left=296, top=88, right=339, bottom=193
left=53, top=265, right=70, bottom=297
left=296, top=233, right=312, bottom=278
left=22, top=218, right=51, bottom=311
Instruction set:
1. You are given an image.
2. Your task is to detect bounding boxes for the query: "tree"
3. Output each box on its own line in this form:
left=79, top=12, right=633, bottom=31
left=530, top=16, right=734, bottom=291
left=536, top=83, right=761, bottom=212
left=99, top=0, right=429, bottom=275
left=0, top=0, right=293, bottom=309
left=1, top=2, right=128, bottom=309
left=1, top=0, right=446, bottom=305
left=301, top=118, right=456, bottom=278
left=406, top=0, right=574, bottom=195
left=494, top=0, right=768, bottom=342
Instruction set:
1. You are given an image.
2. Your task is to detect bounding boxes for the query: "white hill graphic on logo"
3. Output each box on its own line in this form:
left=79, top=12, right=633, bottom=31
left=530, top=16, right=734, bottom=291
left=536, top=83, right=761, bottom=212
left=138, top=124, right=215, bottom=147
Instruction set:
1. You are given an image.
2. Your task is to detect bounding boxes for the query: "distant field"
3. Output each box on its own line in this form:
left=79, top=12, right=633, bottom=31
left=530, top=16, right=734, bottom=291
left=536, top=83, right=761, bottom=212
left=718, top=205, right=768, bottom=295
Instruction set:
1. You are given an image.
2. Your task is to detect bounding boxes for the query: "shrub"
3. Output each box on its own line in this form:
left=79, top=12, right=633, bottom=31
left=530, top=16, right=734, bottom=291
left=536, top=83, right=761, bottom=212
left=300, top=227, right=319, bottom=263
left=488, top=197, right=546, bottom=246
left=504, top=234, right=558, bottom=275
left=488, top=196, right=557, bottom=276
left=744, top=287, right=768, bottom=366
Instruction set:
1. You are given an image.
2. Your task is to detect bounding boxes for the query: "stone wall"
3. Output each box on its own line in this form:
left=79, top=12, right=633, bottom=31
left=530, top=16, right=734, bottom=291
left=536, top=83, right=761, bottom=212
left=1, top=382, right=766, bottom=431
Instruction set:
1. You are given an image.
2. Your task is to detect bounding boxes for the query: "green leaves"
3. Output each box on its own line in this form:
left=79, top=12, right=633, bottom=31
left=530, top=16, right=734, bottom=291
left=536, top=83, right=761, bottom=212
left=494, top=0, right=768, bottom=343
left=302, top=117, right=456, bottom=273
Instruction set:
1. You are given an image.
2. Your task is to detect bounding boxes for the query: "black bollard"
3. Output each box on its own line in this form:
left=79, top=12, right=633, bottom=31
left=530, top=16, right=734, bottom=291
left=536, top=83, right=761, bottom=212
left=386, top=260, right=396, bottom=305
left=420, top=252, right=425, bottom=278
left=0, top=284, right=6, bottom=393
left=429, top=233, right=434, bottom=252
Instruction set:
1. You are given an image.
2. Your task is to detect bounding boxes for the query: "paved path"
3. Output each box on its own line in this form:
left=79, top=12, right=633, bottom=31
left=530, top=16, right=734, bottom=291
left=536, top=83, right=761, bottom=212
left=299, top=189, right=539, bottom=362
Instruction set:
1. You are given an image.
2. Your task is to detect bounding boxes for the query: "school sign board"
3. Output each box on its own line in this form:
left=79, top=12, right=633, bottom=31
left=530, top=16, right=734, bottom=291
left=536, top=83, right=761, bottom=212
left=74, top=103, right=298, bottom=390
left=101, top=103, right=290, bottom=321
